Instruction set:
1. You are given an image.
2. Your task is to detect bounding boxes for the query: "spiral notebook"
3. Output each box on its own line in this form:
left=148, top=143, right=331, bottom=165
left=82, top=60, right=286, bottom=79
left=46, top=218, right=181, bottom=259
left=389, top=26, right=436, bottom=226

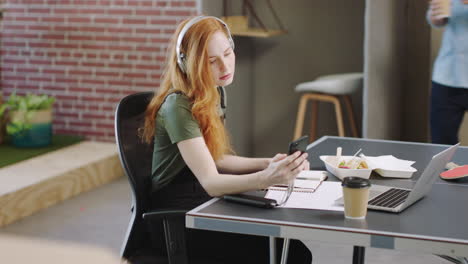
left=265, top=171, right=344, bottom=211
left=268, top=170, right=328, bottom=192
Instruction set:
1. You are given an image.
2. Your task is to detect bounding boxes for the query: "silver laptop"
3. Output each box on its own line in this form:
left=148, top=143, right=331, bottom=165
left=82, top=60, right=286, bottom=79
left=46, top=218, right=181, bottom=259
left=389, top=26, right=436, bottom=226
left=365, top=143, right=459, bottom=213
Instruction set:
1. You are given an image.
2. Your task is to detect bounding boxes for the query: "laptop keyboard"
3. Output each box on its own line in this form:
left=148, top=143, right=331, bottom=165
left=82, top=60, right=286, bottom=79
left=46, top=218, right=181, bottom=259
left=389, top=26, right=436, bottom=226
left=368, top=188, right=411, bottom=208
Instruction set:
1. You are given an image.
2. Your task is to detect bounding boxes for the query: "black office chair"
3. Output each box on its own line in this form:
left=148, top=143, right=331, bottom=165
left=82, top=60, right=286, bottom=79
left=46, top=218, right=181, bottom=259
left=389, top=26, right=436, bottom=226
left=115, top=92, right=192, bottom=264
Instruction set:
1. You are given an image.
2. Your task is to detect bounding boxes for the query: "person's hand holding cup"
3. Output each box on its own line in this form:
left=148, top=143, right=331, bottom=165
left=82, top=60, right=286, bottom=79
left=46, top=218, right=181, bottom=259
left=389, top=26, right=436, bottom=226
left=429, top=0, right=452, bottom=26
left=341, top=177, right=371, bottom=220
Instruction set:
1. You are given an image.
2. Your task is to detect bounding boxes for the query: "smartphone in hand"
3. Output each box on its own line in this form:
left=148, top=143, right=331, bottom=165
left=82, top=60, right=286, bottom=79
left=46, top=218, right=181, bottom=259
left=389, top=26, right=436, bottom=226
left=288, top=135, right=309, bottom=155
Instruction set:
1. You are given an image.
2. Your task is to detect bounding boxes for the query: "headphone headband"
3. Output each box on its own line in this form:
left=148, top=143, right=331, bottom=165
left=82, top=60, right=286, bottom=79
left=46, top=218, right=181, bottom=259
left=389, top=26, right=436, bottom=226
left=176, top=16, right=234, bottom=74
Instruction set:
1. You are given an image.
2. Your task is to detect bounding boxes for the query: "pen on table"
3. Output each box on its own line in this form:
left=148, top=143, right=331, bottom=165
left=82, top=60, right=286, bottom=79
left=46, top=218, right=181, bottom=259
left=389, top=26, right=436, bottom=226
left=296, top=177, right=320, bottom=180
left=273, top=184, right=289, bottom=188
left=296, top=172, right=328, bottom=181
left=274, top=178, right=317, bottom=184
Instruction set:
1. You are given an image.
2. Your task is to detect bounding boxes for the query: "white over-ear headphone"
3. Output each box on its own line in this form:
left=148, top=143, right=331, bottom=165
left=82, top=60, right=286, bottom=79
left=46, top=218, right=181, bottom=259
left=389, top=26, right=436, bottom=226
left=176, top=16, right=235, bottom=74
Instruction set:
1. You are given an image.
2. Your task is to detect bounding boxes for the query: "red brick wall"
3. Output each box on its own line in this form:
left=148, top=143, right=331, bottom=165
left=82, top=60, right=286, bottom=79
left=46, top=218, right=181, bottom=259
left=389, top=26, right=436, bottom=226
left=0, top=0, right=198, bottom=141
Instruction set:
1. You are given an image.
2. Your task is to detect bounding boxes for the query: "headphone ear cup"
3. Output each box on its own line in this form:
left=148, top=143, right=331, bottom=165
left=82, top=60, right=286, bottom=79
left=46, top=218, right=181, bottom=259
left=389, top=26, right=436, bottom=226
left=229, top=37, right=235, bottom=50
left=179, top=53, right=187, bottom=73
left=181, top=59, right=187, bottom=74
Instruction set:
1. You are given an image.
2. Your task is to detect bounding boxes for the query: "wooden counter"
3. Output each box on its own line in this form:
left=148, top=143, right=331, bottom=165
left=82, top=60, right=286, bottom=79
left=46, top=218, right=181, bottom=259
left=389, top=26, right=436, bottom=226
left=0, top=141, right=124, bottom=227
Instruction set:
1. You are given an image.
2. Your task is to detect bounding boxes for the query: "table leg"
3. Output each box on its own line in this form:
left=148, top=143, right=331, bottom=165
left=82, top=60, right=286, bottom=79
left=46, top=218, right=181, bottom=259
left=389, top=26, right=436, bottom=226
left=269, top=237, right=277, bottom=264
left=353, top=246, right=365, bottom=264
left=280, top=238, right=290, bottom=264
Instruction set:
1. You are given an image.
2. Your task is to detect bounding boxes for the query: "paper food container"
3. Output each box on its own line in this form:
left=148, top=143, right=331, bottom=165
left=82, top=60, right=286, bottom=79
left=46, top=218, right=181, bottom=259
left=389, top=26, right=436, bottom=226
left=373, top=168, right=416, bottom=178
left=363, top=155, right=417, bottom=179
left=320, top=155, right=417, bottom=180
left=319, top=155, right=372, bottom=180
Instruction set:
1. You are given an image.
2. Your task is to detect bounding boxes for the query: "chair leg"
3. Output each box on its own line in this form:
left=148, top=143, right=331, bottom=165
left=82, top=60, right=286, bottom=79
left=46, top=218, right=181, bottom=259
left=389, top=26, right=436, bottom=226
left=353, top=246, right=365, bottom=264
left=331, top=96, right=345, bottom=137
left=309, top=101, right=318, bottom=142
left=343, top=95, right=359, bottom=137
left=293, top=95, right=309, bottom=140
left=163, top=217, right=188, bottom=264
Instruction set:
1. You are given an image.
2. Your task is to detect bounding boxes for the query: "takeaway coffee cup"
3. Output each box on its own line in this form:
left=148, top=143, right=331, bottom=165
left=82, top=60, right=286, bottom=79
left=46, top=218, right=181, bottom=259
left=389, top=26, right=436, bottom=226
left=436, top=0, right=451, bottom=19
left=342, top=177, right=371, bottom=219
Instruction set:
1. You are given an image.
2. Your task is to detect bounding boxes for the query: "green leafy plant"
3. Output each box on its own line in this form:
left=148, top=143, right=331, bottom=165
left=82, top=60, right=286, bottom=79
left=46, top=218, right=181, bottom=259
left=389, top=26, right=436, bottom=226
left=0, top=95, right=8, bottom=119
left=4, top=93, right=55, bottom=136
left=6, top=93, right=55, bottom=112
left=0, top=102, right=7, bottom=144
left=0, top=103, right=6, bottom=118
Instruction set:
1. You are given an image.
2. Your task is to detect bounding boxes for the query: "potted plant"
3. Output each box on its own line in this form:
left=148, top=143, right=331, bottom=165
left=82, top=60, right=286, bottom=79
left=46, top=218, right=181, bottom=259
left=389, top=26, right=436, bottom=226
left=5, top=93, right=55, bottom=148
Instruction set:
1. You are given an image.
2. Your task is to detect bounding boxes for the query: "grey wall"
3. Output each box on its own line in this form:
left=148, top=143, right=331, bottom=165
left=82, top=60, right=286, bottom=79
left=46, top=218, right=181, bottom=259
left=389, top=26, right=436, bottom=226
left=203, top=0, right=365, bottom=157
left=250, top=0, right=365, bottom=156
left=202, top=0, right=453, bottom=157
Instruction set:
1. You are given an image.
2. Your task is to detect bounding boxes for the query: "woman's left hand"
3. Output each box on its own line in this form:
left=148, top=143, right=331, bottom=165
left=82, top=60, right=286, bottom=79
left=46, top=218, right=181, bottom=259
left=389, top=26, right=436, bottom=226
left=302, top=159, right=310, bottom=171
left=463, top=0, right=468, bottom=4
left=271, top=153, right=309, bottom=171
left=270, top=153, right=310, bottom=170
left=271, top=153, right=287, bottom=163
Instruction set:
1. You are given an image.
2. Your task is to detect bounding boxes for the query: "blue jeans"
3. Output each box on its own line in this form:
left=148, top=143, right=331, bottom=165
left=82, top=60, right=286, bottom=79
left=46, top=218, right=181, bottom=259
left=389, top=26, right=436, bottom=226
left=430, top=81, right=468, bottom=144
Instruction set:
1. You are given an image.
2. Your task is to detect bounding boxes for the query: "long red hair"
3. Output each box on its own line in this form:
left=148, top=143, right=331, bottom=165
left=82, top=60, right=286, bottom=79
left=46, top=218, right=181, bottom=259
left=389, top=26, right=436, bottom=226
left=141, top=17, right=232, bottom=161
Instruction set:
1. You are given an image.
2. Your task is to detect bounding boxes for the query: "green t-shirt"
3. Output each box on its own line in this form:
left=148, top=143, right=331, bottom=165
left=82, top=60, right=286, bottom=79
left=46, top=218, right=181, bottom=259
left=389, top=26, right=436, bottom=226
left=151, top=88, right=226, bottom=192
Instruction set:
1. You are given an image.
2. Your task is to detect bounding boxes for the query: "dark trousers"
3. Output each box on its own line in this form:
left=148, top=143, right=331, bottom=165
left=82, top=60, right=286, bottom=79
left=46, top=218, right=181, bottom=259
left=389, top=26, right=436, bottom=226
left=150, top=167, right=312, bottom=264
left=430, top=81, right=468, bottom=145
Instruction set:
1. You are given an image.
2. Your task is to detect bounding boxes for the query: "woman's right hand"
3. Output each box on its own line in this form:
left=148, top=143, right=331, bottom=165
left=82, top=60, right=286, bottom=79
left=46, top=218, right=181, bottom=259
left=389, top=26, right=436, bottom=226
left=260, top=151, right=309, bottom=188
left=429, top=0, right=450, bottom=26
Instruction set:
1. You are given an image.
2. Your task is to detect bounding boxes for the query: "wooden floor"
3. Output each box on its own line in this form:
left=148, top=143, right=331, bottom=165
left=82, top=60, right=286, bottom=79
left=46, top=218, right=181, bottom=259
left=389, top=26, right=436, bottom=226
left=0, top=141, right=124, bottom=227
left=1, top=234, right=121, bottom=263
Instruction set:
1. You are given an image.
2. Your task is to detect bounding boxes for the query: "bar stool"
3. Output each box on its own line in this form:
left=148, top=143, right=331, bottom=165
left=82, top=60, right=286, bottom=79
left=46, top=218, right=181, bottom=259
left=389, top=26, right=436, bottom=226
left=293, top=73, right=363, bottom=141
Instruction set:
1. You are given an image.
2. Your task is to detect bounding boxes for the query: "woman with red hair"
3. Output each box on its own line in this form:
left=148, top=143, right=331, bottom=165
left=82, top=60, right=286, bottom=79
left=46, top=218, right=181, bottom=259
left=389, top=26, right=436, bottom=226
left=142, top=16, right=312, bottom=263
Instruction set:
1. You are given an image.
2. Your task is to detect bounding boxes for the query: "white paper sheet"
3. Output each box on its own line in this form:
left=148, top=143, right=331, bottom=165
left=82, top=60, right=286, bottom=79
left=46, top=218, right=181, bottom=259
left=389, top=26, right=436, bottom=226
left=265, top=182, right=344, bottom=211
